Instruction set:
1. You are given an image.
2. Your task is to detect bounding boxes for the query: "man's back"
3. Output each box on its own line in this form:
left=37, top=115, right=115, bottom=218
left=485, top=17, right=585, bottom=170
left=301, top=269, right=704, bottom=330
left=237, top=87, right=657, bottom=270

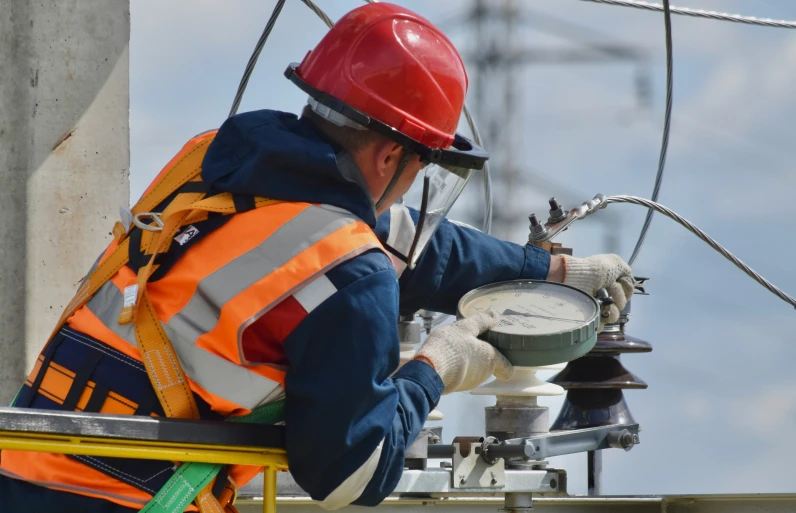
left=1, top=109, right=553, bottom=511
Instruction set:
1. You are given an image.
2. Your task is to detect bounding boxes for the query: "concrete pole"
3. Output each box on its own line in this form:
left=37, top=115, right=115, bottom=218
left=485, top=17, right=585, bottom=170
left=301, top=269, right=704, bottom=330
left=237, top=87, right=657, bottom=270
left=0, top=1, right=130, bottom=404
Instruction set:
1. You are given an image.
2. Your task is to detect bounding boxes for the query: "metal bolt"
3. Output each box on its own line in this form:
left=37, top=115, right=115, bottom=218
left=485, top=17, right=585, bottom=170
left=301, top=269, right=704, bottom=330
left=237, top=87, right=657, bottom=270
left=528, top=213, right=548, bottom=241
left=460, top=477, right=467, bottom=486
left=550, top=478, right=557, bottom=489
left=547, top=197, right=567, bottom=224
left=620, top=432, right=635, bottom=448
left=607, top=429, right=637, bottom=452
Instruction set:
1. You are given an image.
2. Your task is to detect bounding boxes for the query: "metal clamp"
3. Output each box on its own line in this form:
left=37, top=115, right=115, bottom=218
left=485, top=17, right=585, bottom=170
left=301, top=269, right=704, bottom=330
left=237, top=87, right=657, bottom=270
left=530, top=194, right=608, bottom=242
left=452, top=437, right=504, bottom=489
left=429, top=424, right=640, bottom=464
left=492, top=424, right=640, bottom=461
left=132, top=212, right=164, bottom=232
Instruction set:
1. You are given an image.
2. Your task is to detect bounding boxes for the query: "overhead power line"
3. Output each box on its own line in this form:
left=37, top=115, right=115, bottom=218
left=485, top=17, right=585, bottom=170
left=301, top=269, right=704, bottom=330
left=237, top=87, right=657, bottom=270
left=628, top=0, right=672, bottom=266
left=578, top=0, right=796, bottom=29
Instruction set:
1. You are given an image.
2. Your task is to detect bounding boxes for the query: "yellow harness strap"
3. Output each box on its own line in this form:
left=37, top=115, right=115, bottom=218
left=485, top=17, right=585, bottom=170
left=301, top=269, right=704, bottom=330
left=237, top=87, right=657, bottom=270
left=47, top=133, right=275, bottom=513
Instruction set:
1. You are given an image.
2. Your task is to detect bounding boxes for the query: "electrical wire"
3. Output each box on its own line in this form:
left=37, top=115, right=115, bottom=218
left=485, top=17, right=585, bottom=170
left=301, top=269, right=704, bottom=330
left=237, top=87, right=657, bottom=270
left=299, top=0, right=334, bottom=28
left=228, top=0, right=287, bottom=118
left=628, top=0, right=672, bottom=266
left=578, top=0, right=796, bottom=29
left=606, top=195, right=796, bottom=308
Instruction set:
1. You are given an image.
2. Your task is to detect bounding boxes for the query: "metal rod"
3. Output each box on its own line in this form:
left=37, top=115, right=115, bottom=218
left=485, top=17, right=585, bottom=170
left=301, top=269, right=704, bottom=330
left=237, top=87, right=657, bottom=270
left=264, top=467, right=278, bottom=513
left=427, top=424, right=639, bottom=460
left=427, top=444, right=455, bottom=458
left=587, top=450, right=603, bottom=496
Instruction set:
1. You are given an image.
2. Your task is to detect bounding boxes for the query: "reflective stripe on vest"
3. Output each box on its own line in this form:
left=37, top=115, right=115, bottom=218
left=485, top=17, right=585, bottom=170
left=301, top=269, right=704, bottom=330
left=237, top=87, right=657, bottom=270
left=3, top=201, right=386, bottom=509
left=72, top=202, right=382, bottom=413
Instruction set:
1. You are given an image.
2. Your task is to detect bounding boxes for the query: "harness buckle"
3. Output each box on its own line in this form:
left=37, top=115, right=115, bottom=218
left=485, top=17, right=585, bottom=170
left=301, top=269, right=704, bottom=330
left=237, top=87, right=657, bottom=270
left=132, top=212, right=164, bottom=232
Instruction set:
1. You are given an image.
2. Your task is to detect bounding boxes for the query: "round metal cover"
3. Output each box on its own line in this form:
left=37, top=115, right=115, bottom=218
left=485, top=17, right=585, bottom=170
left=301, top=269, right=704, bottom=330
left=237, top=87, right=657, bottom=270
left=457, top=280, right=600, bottom=367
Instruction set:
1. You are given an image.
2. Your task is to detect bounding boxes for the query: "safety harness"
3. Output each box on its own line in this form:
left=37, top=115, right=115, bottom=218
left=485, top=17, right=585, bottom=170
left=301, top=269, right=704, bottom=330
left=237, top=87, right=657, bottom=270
left=43, top=131, right=284, bottom=513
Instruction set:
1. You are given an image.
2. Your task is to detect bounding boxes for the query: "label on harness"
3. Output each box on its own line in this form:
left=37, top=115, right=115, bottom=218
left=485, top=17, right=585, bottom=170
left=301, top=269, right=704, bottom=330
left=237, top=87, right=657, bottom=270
left=123, top=285, right=139, bottom=308
left=118, top=284, right=139, bottom=325
left=174, top=225, right=200, bottom=246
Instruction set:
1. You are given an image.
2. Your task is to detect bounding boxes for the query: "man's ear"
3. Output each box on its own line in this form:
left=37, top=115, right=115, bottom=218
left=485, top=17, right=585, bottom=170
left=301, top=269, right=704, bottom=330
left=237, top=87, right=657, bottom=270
left=373, top=141, right=405, bottom=177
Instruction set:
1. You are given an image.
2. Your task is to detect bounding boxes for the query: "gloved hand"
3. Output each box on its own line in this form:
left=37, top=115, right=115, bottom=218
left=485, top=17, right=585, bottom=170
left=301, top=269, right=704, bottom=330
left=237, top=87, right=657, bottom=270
left=414, top=310, right=513, bottom=395
left=561, top=254, right=635, bottom=327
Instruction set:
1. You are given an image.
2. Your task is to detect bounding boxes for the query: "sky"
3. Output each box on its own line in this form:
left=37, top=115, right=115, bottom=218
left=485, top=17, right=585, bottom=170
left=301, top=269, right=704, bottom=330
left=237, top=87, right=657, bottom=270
left=130, top=0, right=796, bottom=497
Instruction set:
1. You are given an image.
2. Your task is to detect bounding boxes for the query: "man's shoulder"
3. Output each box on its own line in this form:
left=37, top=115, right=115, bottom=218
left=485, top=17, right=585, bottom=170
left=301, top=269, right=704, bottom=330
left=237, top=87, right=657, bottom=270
left=325, top=248, right=396, bottom=291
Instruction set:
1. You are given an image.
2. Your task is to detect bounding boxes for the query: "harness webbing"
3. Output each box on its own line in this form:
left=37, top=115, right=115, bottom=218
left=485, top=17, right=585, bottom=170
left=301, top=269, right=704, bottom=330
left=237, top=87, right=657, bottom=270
left=46, top=131, right=278, bottom=512
left=142, top=400, right=286, bottom=513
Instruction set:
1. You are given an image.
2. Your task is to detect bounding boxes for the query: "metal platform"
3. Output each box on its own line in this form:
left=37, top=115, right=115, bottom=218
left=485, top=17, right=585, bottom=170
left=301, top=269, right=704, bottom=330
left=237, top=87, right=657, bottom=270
left=241, top=468, right=564, bottom=498
left=236, top=495, right=796, bottom=513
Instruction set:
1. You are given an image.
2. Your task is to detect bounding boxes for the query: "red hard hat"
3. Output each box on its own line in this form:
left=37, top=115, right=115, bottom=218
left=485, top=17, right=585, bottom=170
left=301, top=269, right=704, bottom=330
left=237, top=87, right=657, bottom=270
left=293, top=2, right=467, bottom=150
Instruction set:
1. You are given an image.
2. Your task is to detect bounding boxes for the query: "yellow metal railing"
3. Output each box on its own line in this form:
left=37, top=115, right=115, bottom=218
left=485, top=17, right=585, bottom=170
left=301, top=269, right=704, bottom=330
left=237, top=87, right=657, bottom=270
left=0, top=428, right=288, bottom=513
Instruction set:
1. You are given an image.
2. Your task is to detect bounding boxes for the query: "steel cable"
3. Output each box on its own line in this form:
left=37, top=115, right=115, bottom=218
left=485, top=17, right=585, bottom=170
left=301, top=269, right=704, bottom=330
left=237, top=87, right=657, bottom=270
left=607, top=195, right=796, bottom=308
left=628, top=0, right=672, bottom=266
left=228, top=0, right=287, bottom=118
left=299, top=0, right=334, bottom=28
left=578, top=0, right=796, bottom=29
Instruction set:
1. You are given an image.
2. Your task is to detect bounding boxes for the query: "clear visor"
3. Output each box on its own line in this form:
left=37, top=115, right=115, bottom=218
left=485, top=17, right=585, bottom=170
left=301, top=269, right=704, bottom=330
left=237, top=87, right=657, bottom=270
left=407, top=164, right=475, bottom=268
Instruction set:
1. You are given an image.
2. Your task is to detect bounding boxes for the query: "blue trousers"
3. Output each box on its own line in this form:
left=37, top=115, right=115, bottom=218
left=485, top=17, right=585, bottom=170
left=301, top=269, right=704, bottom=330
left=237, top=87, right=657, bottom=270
left=0, top=475, right=137, bottom=512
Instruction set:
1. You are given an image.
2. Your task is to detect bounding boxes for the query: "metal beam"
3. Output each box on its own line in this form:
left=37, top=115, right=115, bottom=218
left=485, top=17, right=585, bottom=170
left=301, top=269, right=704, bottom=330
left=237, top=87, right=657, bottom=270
left=0, top=406, right=284, bottom=448
left=236, top=495, right=796, bottom=513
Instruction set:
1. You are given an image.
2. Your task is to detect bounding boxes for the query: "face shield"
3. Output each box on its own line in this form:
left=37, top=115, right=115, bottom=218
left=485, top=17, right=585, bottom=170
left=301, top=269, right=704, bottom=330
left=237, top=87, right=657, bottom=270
left=285, top=64, right=489, bottom=269
left=404, top=162, right=475, bottom=268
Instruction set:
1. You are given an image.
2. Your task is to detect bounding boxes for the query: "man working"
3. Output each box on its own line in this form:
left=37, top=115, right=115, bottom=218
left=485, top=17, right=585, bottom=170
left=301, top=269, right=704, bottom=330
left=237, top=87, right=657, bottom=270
left=0, top=3, right=634, bottom=512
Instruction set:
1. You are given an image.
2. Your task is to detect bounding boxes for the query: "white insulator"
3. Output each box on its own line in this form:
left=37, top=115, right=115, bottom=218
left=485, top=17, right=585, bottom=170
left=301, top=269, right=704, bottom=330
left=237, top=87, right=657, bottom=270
left=470, top=366, right=565, bottom=398
left=535, top=362, right=567, bottom=372
left=427, top=409, right=444, bottom=421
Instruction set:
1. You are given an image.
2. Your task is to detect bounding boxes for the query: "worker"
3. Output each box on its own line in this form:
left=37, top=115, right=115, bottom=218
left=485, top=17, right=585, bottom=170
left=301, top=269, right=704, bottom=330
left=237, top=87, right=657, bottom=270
left=0, top=3, right=634, bottom=512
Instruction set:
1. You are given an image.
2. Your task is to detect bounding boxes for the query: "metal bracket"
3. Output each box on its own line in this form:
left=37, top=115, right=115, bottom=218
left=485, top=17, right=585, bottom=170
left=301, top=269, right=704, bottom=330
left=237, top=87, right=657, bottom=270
left=452, top=437, right=505, bottom=489
left=428, top=424, right=640, bottom=464
left=493, top=424, right=640, bottom=461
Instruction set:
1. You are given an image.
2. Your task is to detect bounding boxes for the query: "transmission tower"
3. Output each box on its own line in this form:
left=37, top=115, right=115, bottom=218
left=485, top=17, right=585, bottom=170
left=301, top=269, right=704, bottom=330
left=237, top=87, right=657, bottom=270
left=451, top=0, right=650, bottom=251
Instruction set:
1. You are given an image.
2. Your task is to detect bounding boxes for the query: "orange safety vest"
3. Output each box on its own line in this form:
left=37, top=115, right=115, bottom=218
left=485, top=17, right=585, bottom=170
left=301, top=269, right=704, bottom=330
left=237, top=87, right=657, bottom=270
left=0, top=132, right=386, bottom=510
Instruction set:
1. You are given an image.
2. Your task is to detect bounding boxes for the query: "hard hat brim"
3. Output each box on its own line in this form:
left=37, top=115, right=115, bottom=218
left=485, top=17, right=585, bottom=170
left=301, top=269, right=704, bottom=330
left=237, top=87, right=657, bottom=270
left=285, top=64, right=489, bottom=170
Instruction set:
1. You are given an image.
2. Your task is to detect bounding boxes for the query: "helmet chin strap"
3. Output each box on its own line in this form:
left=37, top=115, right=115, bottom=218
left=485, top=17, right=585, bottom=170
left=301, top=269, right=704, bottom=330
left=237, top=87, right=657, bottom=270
left=375, top=149, right=413, bottom=211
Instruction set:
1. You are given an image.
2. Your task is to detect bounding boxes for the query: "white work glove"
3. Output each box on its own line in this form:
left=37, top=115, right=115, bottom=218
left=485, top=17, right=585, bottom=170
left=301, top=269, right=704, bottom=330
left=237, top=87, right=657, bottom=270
left=414, top=311, right=513, bottom=395
left=561, top=254, right=635, bottom=328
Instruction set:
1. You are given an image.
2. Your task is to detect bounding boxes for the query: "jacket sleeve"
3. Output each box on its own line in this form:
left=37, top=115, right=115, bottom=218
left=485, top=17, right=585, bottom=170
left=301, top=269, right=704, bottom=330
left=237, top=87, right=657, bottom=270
left=374, top=206, right=552, bottom=315
left=281, top=256, right=443, bottom=508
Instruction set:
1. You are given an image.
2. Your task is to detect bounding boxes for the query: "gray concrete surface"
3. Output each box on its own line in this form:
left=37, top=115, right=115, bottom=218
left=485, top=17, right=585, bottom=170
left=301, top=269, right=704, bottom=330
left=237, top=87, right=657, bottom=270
left=0, top=1, right=130, bottom=404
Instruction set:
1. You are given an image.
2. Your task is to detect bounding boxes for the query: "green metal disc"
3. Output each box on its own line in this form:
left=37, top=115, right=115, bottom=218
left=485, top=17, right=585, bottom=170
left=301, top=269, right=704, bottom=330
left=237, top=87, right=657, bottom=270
left=457, top=280, right=600, bottom=367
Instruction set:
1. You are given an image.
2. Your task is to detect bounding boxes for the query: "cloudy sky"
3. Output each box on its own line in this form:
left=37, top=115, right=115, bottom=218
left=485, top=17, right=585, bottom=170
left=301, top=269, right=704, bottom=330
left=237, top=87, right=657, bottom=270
left=130, top=0, right=796, bottom=497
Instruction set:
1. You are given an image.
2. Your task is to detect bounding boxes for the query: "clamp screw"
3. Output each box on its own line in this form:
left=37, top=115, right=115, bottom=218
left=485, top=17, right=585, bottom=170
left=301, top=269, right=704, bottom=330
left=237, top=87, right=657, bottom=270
left=547, top=197, right=568, bottom=224
left=528, top=214, right=549, bottom=241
